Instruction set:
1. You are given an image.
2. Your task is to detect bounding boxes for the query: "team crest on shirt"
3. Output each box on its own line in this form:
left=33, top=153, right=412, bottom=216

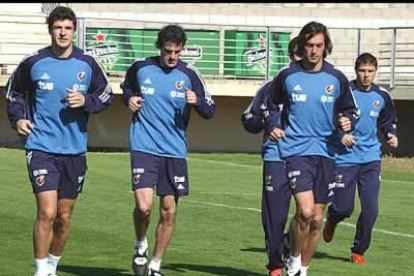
left=35, top=175, right=46, bottom=186
left=77, top=71, right=86, bottom=82
left=325, top=84, right=334, bottom=94
left=373, top=100, right=380, bottom=108
left=175, top=80, right=185, bottom=90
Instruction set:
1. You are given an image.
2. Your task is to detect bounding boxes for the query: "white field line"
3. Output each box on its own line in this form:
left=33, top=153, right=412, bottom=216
left=183, top=199, right=414, bottom=239
left=187, top=157, right=414, bottom=185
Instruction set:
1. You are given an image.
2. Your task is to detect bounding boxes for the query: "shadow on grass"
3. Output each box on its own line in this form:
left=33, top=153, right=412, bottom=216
left=164, top=263, right=264, bottom=276
left=241, top=248, right=350, bottom=264
left=58, top=265, right=132, bottom=276
left=312, top=251, right=350, bottom=263
left=240, top=247, right=266, bottom=253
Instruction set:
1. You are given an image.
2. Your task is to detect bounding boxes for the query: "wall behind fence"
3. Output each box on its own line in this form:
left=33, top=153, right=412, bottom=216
left=1, top=90, right=413, bottom=157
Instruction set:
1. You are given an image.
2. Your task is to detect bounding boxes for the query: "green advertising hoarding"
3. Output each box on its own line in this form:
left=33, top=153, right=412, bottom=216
left=224, top=31, right=291, bottom=77
left=85, top=28, right=220, bottom=75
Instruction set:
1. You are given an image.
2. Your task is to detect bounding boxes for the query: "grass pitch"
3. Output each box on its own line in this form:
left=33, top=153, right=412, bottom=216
left=0, top=148, right=413, bottom=276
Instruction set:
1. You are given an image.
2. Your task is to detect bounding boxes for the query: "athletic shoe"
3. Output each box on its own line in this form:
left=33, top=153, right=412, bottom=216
left=285, top=257, right=301, bottom=276
left=268, top=268, right=282, bottom=276
left=322, top=220, right=337, bottom=243
left=350, top=253, right=367, bottom=265
left=132, top=247, right=148, bottom=276
left=147, top=269, right=164, bottom=276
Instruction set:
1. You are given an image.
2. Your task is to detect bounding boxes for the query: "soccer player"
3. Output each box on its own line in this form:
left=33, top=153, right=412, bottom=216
left=5, top=6, right=113, bottom=276
left=323, top=53, right=398, bottom=265
left=241, top=37, right=300, bottom=276
left=266, top=21, right=358, bottom=276
left=121, top=24, right=215, bottom=276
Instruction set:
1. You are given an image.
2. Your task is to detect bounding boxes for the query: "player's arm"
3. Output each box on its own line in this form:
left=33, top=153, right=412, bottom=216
left=120, top=63, right=145, bottom=112
left=241, top=81, right=272, bottom=134
left=335, top=77, right=359, bottom=141
left=379, top=92, right=398, bottom=148
left=264, top=73, right=285, bottom=141
left=5, top=61, right=33, bottom=135
left=187, top=70, right=215, bottom=119
left=82, top=59, right=114, bottom=114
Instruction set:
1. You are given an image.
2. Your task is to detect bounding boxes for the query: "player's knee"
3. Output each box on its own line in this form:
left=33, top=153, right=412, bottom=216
left=310, top=214, right=324, bottom=231
left=160, top=207, right=176, bottom=225
left=297, top=207, right=314, bottom=223
left=37, top=208, right=57, bottom=224
left=54, top=213, right=71, bottom=233
left=135, top=204, right=152, bottom=217
left=338, top=204, right=354, bottom=217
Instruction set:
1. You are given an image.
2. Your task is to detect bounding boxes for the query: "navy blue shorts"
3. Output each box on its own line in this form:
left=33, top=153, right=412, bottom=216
left=284, top=155, right=335, bottom=204
left=130, top=151, right=189, bottom=196
left=25, top=150, right=87, bottom=199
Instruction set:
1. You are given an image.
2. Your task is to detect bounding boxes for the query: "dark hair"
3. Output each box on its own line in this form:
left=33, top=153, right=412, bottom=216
left=48, top=6, right=77, bottom=33
left=288, top=36, right=298, bottom=61
left=296, top=21, right=332, bottom=58
left=355, top=52, right=378, bottom=71
left=155, top=24, right=187, bottom=49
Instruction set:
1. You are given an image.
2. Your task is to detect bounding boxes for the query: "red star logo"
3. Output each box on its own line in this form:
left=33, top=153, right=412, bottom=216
left=258, top=35, right=266, bottom=47
left=93, top=32, right=107, bottom=43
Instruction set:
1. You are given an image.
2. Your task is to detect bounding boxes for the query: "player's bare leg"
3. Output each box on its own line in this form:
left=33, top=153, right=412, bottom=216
left=34, top=191, right=57, bottom=276
left=132, top=188, right=154, bottom=276
left=287, top=191, right=315, bottom=276
left=47, top=198, right=76, bottom=275
left=148, top=195, right=178, bottom=274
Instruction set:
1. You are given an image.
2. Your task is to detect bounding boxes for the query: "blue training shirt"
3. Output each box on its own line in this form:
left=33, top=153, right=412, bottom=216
left=266, top=60, right=358, bottom=159
left=336, top=80, right=398, bottom=165
left=6, top=46, right=114, bottom=154
left=121, top=57, right=215, bottom=158
left=241, top=79, right=283, bottom=162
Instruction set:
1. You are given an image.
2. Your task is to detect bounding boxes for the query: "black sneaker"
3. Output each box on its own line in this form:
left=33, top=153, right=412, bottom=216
left=148, top=269, right=164, bottom=276
left=323, top=220, right=337, bottom=244
left=132, top=247, right=148, bottom=276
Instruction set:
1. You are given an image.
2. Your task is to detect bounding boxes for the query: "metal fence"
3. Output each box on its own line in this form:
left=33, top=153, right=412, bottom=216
left=1, top=13, right=414, bottom=89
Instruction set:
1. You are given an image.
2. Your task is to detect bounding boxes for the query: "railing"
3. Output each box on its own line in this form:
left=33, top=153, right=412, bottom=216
left=41, top=3, right=67, bottom=15
left=1, top=12, right=414, bottom=89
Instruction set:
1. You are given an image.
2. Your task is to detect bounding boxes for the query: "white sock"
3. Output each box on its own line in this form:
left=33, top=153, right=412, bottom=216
left=148, top=258, right=162, bottom=272
left=135, top=238, right=148, bottom=255
left=34, top=257, right=49, bottom=276
left=47, top=253, right=61, bottom=275
left=300, top=266, right=309, bottom=276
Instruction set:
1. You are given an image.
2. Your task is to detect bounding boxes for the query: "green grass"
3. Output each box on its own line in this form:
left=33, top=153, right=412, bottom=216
left=1, top=148, right=413, bottom=276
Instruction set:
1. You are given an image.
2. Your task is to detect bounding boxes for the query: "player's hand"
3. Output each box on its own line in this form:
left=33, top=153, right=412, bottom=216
left=387, top=133, right=398, bottom=148
left=338, top=113, right=352, bottom=132
left=16, top=119, right=34, bottom=137
left=185, top=89, right=198, bottom=105
left=66, top=89, right=86, bottom=108
left=128, top=96, right=145, bottom=112
left=269, top=127, right=285, bottom=141
left=341, top=134, right=356, bottom=148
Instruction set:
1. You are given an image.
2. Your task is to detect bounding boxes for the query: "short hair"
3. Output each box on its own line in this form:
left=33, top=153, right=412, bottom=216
left=48, top=6, right=77, bottom=33
left=155, top=24, right=187, bottom=49
left=288, top=36, right=298, bottom=61
left=296, top=21, right=333, bottom=59
left=355, top=52, right=378, bottom=71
